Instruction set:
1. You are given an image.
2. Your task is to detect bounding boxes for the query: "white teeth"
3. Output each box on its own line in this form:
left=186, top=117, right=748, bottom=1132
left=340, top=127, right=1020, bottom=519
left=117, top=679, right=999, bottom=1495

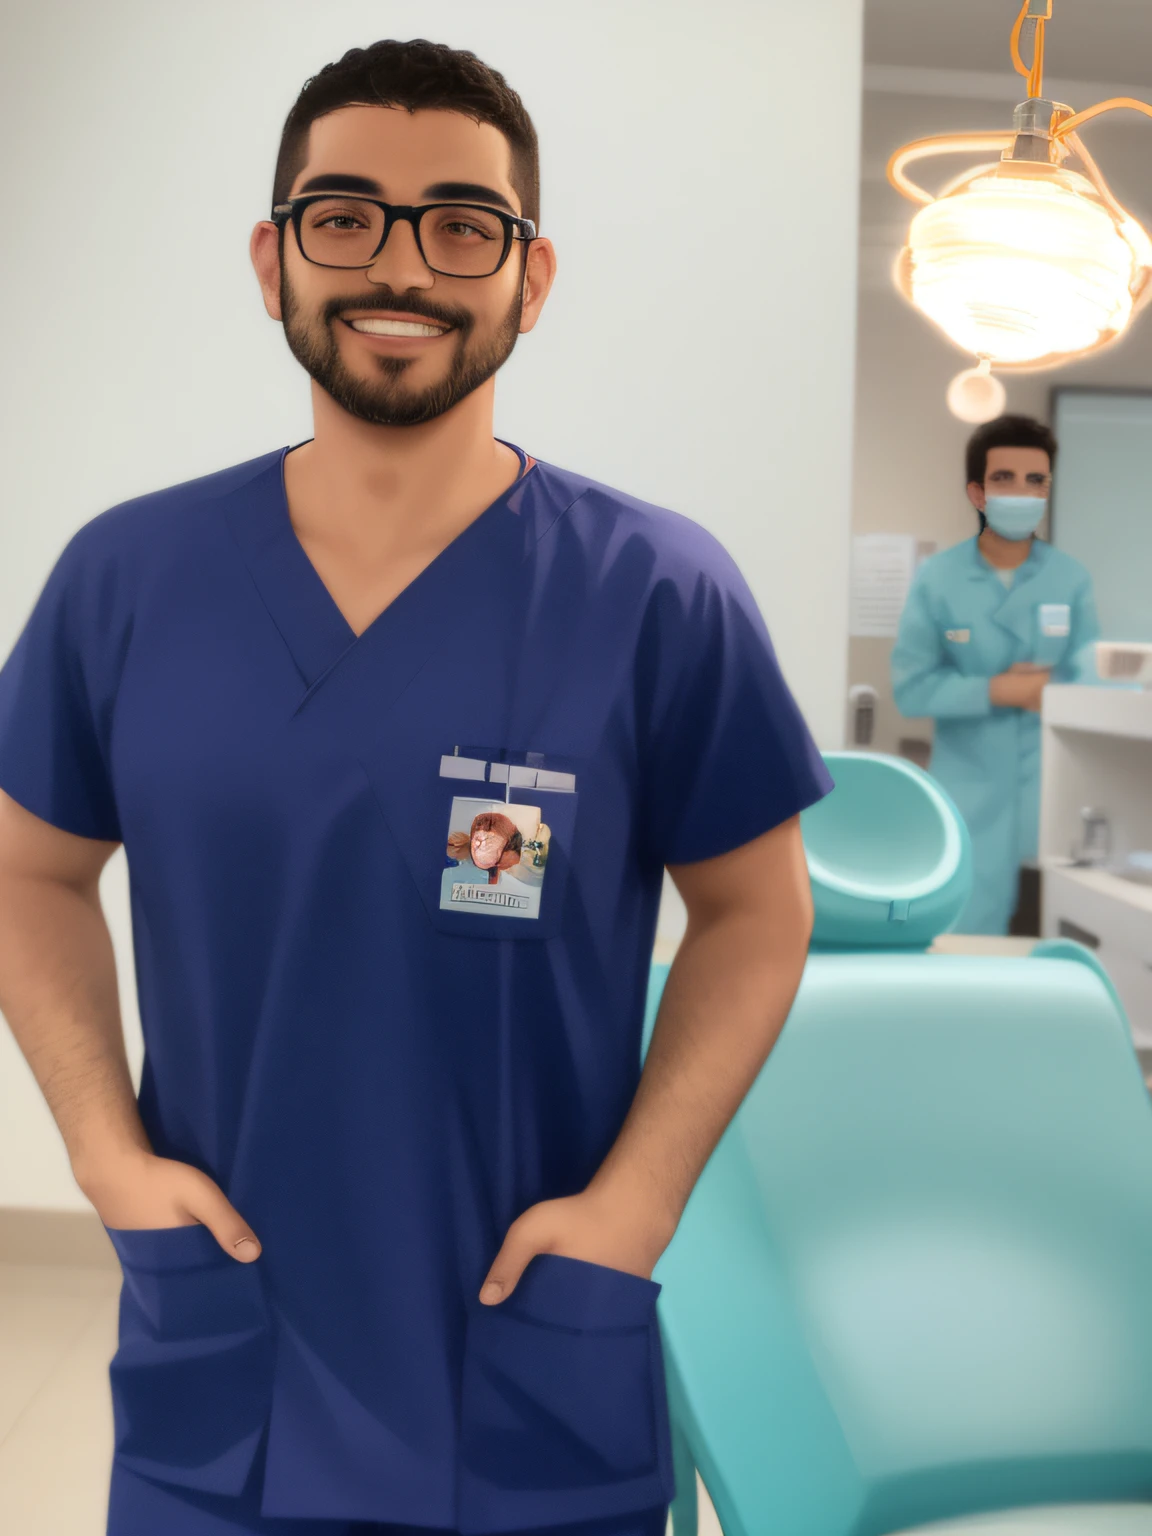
left=347, top=318, right=446, bottom=337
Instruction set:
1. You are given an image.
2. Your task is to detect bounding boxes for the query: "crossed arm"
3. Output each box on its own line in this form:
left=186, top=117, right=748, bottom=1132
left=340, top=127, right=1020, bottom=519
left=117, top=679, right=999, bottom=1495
left=892, top=583, right=1055, bottom=718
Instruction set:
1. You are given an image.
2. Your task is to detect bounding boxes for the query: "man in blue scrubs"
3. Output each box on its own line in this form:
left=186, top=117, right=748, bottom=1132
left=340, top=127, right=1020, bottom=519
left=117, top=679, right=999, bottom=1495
left=0, top=38, right=832, bottom=1536
left=892, top=415, right=1099, bottom=935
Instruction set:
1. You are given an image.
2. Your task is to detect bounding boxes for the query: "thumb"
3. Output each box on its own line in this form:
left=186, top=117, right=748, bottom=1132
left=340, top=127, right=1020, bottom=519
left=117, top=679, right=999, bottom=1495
left=185, top=1180, right=262, bottom=1264
left=479, top=1237, right=540, bottom=1306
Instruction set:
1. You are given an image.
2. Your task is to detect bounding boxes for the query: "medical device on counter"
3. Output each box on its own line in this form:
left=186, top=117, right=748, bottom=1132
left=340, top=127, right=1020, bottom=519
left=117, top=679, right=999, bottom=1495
left=1072, top=807, right=1112, bottom=867
left=1096, top=641, right=1152, bottom=685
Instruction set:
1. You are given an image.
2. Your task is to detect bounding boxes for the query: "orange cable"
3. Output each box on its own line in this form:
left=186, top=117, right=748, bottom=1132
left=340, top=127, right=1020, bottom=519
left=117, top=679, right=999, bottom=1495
left=1010, top=1, right=1032, bottom=81
left=886, top=133, right=1016, bottom=205
left=1053, top=96, right=1152, bottom=138
left=1028, top=19, right=1046, bottom=98
left=1061, top=131, right=1128, bottom=226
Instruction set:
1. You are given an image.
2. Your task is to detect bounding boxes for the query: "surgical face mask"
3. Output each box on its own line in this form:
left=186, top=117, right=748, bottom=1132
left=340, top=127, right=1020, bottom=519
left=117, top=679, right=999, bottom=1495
left=984, top=495, right=1047, bottom=542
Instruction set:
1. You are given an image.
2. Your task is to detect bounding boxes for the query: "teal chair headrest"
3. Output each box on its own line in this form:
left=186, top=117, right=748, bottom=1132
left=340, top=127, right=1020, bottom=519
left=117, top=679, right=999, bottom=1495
left=801, top=752, right=973, bottom=949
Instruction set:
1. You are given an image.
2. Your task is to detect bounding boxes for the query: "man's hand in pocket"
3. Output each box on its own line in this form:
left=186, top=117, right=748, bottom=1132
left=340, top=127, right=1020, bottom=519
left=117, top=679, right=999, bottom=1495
left=77, top=1149, right=262, bottom=1262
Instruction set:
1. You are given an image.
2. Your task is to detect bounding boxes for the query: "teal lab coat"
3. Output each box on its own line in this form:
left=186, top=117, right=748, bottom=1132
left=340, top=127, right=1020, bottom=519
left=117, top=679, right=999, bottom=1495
left=892, top=536, right=1099, bottom=934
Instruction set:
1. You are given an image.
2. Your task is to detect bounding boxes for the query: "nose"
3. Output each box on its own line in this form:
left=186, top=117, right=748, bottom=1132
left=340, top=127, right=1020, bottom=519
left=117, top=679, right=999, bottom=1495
left=366, top=214, right=434, bottom=289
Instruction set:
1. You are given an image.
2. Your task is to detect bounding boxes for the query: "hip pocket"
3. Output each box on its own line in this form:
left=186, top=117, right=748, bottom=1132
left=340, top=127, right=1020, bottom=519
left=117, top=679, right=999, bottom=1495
left=105, top=1222, right=275, bottom=1496
left=457, top=1253, right=675, bottom=1534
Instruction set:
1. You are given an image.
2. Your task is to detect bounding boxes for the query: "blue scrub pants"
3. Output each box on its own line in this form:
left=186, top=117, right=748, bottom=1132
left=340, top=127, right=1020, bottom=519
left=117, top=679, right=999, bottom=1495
left=106, top=1437, right=670, bottom=1536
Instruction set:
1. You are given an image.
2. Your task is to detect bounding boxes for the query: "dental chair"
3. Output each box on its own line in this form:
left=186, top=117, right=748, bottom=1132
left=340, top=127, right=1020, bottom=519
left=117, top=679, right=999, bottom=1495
left=645, top=752, right=1152, bottom=1536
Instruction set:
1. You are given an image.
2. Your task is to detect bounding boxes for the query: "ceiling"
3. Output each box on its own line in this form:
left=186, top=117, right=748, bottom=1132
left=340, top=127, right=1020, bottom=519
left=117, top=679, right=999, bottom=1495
left=865, top=0, right=1152, bottom=86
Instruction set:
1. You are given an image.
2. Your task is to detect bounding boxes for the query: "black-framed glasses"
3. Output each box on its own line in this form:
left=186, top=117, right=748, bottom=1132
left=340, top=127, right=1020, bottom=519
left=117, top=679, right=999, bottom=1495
left=270, top=195, right=536, bottom=278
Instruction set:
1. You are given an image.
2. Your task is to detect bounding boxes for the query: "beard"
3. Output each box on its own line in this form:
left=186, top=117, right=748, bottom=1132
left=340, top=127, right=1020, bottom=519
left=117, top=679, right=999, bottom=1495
left=279, top=267, right=523, bottom=428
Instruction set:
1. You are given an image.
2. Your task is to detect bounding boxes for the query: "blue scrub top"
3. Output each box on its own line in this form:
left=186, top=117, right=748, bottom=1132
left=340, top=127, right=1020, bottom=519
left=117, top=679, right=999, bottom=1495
left=0, top=442, right=832, bottom=1527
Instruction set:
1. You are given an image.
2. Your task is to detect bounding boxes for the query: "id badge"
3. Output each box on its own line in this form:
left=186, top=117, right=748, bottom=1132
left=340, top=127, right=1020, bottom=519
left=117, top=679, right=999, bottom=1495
left=439, top=754, right=576, bottom=922
left=1039, top=603, right=1071, bottom=638
left=358, top=741, right=583, bottom=941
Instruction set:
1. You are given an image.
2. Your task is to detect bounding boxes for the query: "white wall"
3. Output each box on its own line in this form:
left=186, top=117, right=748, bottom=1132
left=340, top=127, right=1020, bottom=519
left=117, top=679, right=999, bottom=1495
left=0, top=0, right=863, bottom=1210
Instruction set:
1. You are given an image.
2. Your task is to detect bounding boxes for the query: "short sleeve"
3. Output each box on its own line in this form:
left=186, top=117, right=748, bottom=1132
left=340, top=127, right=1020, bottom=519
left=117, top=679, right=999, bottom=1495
left=637, top=536, right=833, bottom=866
left=0, top=528, right=123, bottom=841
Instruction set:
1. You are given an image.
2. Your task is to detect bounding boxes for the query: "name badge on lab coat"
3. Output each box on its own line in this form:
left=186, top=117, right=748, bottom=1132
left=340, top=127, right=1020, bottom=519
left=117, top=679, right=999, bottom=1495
left=945, top=629, right=970, bottom=644
left=1039, top=603, right=1071, bottom=637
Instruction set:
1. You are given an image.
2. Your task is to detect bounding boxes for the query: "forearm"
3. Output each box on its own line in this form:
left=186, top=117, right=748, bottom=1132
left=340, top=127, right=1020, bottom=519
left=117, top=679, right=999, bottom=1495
left=0, top=871, right=150, bottom=1184
left=587, top=906, right=809, bottom=1236
left=894, top=669, right=992, bottom=720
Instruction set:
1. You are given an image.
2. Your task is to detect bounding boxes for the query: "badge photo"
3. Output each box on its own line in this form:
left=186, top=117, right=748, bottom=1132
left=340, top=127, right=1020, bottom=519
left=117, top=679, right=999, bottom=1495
left=945, top=628, right=971, bottom=644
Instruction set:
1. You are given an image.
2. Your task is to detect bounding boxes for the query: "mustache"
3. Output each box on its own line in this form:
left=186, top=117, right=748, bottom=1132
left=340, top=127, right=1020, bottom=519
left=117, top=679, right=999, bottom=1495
left=329, top=293, right=474, bottom=332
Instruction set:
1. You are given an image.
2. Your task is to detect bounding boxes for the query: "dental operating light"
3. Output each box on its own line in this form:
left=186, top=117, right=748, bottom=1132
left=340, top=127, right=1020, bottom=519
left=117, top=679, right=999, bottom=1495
left=888, top=0, right=1152, bottom=374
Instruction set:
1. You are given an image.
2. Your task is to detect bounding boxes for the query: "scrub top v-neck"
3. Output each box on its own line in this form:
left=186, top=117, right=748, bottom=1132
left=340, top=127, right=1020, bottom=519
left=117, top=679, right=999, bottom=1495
left=0, top=441, right=832, bottom=1528
left=281, top=443, right=537, bottom=657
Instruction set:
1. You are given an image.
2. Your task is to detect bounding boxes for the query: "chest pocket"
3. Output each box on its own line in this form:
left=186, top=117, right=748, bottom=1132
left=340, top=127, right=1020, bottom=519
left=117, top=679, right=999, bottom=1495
left=942, top=624, right=976, bottom=670
left=359, top=741, right=583, bottom=942
left=1033, top=601, right=1072, bottom=666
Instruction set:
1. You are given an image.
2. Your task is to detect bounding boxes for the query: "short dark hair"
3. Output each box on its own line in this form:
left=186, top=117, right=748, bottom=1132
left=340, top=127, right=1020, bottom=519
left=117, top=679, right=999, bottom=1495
left=965, top=414, right=1058, bottom=487
left=272, top=39, right=540, bottom=226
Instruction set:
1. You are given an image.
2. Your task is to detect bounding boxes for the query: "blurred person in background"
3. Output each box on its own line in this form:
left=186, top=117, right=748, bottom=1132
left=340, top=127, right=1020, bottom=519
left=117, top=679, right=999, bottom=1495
left=892, top=415, right=1099, bottom=935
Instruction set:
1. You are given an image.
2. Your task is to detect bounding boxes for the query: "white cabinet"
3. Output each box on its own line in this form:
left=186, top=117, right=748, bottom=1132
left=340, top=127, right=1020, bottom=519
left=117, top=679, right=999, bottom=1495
left=1040, top=686, right=1152, bottom=1046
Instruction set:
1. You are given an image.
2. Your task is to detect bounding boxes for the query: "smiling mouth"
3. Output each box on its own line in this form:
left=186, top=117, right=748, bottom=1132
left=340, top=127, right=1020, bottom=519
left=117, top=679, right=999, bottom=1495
left=343, top=317, right=450, bottom=338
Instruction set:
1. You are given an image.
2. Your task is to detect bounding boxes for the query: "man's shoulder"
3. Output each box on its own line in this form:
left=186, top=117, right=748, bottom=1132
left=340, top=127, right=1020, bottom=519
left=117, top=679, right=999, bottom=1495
left=531, top=457, right=740, bottom=585
left=913, top=538, right=977, bottom=586
left=933, top=537, right=979, bottom=568
left=67, top=446, right=282, bottom=562
left=1034, top=539, right=1093, bottom=587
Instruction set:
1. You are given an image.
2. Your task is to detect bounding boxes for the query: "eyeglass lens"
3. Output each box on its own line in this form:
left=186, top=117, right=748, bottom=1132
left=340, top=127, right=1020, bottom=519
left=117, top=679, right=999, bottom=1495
left=297, top=199, right=508, bottom=274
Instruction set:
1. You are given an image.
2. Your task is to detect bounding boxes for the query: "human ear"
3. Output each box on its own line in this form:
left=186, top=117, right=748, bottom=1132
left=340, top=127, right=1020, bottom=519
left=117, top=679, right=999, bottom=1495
left=517, top=238, right=557, bottom=334
left=250, top=221, right=285, bottom=323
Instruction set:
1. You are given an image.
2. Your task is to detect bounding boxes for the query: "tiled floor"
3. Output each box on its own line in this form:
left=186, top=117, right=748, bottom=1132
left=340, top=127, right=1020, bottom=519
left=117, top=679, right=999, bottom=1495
left=0, top=1259, right=710, bottom=1535
left=0, top=1261, right=121, bottom=1533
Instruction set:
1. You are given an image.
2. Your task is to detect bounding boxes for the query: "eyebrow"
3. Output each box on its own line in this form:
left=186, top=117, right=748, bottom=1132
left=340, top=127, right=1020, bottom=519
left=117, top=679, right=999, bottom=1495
left=293, top=173, right=517, bottom=214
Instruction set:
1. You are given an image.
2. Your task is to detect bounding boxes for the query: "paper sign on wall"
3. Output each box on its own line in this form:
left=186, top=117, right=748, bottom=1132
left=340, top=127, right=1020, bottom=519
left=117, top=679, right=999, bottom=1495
left=850, top=535, right=936, bottom=638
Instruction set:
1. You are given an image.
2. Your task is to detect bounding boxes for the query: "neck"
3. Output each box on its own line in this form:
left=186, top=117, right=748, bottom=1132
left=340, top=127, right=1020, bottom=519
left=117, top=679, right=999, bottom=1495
left=978, top=525, right=1033, bottom=569
left=284, top=378, right=520, bottom=548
